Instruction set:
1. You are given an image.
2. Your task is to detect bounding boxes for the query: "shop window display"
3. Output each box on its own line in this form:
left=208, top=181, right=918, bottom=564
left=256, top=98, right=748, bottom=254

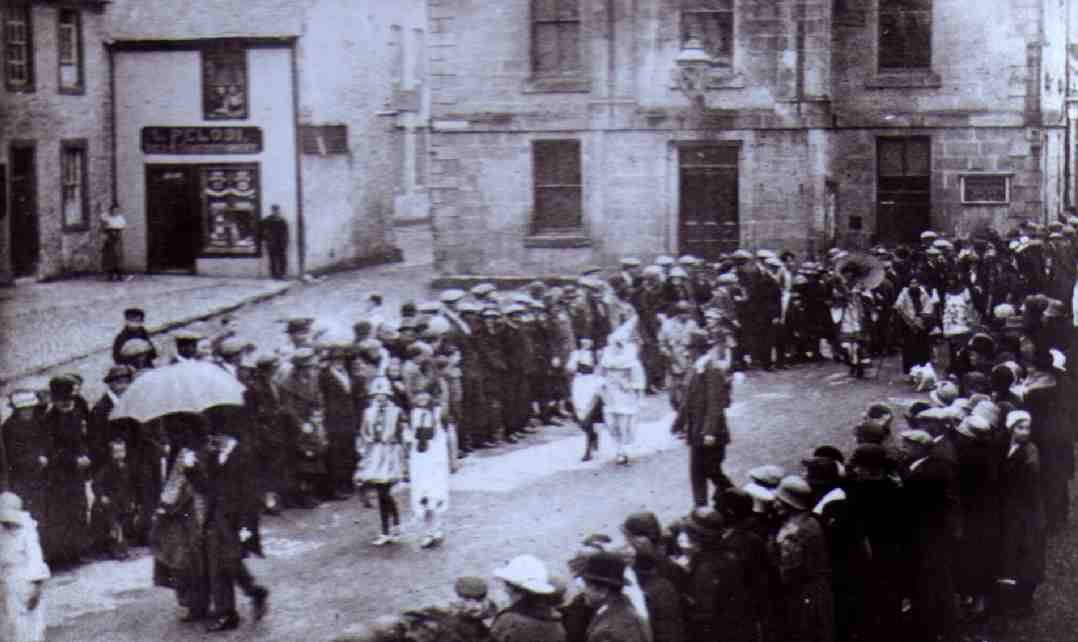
left=200, top=165, right=260, bottom=256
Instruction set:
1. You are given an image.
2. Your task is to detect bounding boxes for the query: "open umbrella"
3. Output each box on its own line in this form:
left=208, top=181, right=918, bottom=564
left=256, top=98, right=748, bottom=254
left=110, top=360, right=246, bottom=423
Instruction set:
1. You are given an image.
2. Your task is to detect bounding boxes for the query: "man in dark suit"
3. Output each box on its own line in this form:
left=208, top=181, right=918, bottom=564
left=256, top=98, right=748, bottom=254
left=576, top=552, right=650, bottom=642
left=262, top=205, right=289, bottom=280
left=112, top=308, right=158, bottom=366
left=191, top=429, right=269, bottom=632
left=88, top=365, right=135, bottom=471
left=672, top=325, right=734, bottom=507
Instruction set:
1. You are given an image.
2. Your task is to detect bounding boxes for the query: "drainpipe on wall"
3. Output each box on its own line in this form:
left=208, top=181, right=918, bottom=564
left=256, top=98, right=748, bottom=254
left=290, top=40, right=306, bottom=277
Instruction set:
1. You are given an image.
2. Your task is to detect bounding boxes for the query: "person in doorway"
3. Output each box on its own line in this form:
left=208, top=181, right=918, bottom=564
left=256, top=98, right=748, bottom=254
left=100, top=205, right=129, bottom=282
left=262, top=205, right=289, bottom=280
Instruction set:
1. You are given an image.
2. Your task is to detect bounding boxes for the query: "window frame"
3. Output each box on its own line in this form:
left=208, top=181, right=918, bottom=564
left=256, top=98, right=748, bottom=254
left=201, top=45, right=249, bottom=121
left=877, top=0, right=933, bottom=72
left=60, top=139, right=90, bottom=233
left=960, top=173, right=1011, bottom=205
left=4, top=4, right=34, bottom=93
left=526, top=0, right=590, bottom=93
left=199, top=163, right=262, bottom=258
left=531, top=139, right=584, bottom=235
left=56, top=8, right=83, bottom=94
left=679, top=0, right=735, bottom=69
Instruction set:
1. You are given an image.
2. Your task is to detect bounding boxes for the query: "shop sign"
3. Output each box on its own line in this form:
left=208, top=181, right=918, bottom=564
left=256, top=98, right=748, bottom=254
left=141, top=126, right=262, bottom=155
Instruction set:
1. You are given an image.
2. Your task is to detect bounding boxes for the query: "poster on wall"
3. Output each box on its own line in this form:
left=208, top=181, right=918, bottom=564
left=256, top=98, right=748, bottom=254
left=200, top=165, right=260, bottom=257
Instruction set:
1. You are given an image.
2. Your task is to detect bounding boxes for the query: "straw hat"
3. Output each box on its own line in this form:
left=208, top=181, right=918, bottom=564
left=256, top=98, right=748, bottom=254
left=493, top=555, right=555, bottom=595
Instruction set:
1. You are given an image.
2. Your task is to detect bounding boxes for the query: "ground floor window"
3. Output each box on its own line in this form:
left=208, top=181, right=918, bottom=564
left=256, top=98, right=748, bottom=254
left=960, top=173, right=1010, bottom=204
left=532, top=139, right=582, bottom=233
left=201, top=164, right=260, bottom=256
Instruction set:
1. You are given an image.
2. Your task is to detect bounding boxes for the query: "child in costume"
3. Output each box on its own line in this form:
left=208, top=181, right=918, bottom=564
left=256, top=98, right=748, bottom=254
left=407, top=390, right=450, bottom=548
left=355, top=377, right=409, bottom=545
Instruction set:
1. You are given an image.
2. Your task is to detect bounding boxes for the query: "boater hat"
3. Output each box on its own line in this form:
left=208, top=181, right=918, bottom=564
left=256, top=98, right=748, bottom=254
left=774, top=476, right=813, bottom=511
left=494, top=555, right=555, bottom=595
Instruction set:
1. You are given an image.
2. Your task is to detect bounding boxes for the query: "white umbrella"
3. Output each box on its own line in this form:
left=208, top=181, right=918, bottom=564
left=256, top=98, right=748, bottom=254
left=110, top=360, right=246, bottom=423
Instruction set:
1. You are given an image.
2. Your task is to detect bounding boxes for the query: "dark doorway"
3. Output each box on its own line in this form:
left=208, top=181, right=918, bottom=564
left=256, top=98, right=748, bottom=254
left=146, top=165, right=200, bottom=272
left=679, top=144, right=739, bottom=260
left=10, top=144, right=39, bottom=278
left=877, top=137, right=931, bottom=245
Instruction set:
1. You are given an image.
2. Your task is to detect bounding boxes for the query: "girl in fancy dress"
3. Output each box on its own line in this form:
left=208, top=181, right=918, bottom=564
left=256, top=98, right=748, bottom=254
left=354, top=377, right=410, bottom=546
left=599, top=320, right=646, bottom=465
left=566, top=337, right=604, bottom=462
left=408, top=390, right=451, bottom=549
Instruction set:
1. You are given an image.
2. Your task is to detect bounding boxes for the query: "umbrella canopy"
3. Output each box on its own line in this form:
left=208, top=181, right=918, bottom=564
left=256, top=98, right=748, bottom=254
left=110, top=360, right=246, bottom=423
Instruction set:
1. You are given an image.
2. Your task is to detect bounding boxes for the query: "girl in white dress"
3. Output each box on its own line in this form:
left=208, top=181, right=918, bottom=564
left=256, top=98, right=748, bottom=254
left=566, top=337, right=604, bottom=461
left=408, top=390, right=450, bottom=548
left=354, top=377, right=410, bottom=545
left=600, top=320, right=646, bottom=465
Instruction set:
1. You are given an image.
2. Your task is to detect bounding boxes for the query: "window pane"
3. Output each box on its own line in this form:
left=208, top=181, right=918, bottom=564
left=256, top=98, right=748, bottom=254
left=533, top=23, right=560, bottom=74
left=559, top=22, right=581, bottom=73
left=533, top=0, right=559, bottom=21
left=535, top=187, right=583, bottom=229
left=905, top=139, right=930, bottom=175
left=903, top=12, right=931, bottom=68
left=535, top=141, right=581, bottom=185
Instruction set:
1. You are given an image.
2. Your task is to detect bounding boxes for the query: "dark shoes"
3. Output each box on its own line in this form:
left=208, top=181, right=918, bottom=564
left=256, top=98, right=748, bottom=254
left=205, top=612, right=240, bottom=632
left=250, top=586, right=270, bottom=621
left=179, top=608, right=207, bottom=623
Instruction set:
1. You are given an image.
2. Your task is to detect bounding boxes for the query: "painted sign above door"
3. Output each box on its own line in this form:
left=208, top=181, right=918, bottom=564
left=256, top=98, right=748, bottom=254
left=141, top=127, right=262, bottom=155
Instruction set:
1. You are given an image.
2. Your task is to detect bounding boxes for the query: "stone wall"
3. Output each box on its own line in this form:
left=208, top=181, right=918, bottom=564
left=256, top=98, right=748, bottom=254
left=0, top=3, right=111, bottom=282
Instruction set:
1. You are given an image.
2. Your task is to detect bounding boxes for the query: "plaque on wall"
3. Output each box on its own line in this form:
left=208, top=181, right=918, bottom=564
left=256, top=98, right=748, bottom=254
left=141, top=127, right=263, bottom=155
left=200, top=164, right=261, bottom=257
left=961, top=174, right=1009, bottom=204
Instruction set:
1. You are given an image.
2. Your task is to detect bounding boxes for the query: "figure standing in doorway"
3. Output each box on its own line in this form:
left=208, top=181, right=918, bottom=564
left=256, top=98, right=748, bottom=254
left=262, top=205, right=289, bottom=280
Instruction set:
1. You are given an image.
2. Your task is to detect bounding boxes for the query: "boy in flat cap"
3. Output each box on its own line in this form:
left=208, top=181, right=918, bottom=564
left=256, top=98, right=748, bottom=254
left=113, top=308, right=158, bottom=367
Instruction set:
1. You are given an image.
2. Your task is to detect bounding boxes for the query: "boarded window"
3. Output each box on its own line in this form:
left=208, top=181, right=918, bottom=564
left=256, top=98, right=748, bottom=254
left=202, top=46, right=248, bottom=120
left=4, top=5, right=33, bottom=91
left=61, top=140, right=88, bottom=231
left=300, top=125, right=349, bottom=155
left=57, top=9, right=82, bottom=92
left=681, top=0, right=734, bottom=66
left=532, top=0, right=582, bottom=76
left=961, top=175, right=1009, bottom=204
left=533, top=140, right=583, bottom=232
left=879, top=0, right=931, bottom=70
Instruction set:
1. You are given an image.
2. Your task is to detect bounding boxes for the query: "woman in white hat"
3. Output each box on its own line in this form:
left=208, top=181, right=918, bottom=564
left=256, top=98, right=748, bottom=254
left=490, top=555, right=565, bottom=642
left=0, top=492, right=50, bottom=642
left=599, top=319, right=646, bottom=465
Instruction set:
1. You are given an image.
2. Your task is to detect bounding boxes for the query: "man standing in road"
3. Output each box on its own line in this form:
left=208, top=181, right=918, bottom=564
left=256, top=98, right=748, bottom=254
left=261, top=205, right=289, bottom=280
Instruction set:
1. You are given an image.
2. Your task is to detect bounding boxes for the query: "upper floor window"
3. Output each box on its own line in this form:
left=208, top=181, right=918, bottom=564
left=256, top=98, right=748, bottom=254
left=681, top=0, right=734, bottom=67
left=57, top=9, right=82, bottom=93
left=202, top=46, right=248, bottom=120
left=531, top=0, right=581, bottom=76
left=4, top=5, right=33, bottom=91
left=878, top=0, right=931, bottom=70
left=533, top=140, right=583, bottom=233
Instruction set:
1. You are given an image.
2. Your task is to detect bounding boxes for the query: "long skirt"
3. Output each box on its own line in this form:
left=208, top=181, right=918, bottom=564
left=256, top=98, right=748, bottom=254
left=42, top=478, right=88, bottom=564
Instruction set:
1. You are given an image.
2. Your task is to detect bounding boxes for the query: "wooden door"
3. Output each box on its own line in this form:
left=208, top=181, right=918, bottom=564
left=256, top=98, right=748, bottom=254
left=146, top=166, right=200, bottom=272
left=9, top=144, right=39, bottom=278
left=877, top=137, right=931, bottom=245
left=679, top=145, right=739, bottom=260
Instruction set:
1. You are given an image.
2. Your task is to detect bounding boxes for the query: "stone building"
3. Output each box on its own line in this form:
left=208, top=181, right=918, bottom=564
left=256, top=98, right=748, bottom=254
left=107, top=0, right=428, bottom=277
left=426, top=0, right=1068, bottom=276
left=0, top=0, right=111, bottom=282
left=1, top=0, right=429, bottom=282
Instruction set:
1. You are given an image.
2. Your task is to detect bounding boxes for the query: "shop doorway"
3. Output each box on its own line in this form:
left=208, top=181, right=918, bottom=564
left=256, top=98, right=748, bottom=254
left=678, top=144, right=739, bottom=260
left=146, top=165, right=200, bottom=272
left=9, top=143, right=39, bottom=278
left=877, top=137, right=931, bottom=245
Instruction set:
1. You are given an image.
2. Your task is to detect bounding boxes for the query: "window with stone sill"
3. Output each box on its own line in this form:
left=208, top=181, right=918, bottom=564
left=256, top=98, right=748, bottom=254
left=878, top=0, right=932, bottom=71
left=528, top=0, right=589, bottom=92
left=4, top=5, right=33, bottom=92
left=57, top=9, right=82, bottom=93
left=61, top=140, right=89, bottom=232
left=961, top=174, right=1010, bottom=205
left=532, top=140, right=583, bottom=234
left=681, top=0, right=734, bottom=68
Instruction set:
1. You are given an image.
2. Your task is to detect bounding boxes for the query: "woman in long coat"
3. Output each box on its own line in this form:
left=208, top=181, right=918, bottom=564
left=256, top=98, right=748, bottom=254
left=951, top=416, right=1003, bottom=615
left=998, top=411, right=1046, bottom=616
left=152, top=447, right=209, bottom=620
left=40, top=379, right=91, bottom=565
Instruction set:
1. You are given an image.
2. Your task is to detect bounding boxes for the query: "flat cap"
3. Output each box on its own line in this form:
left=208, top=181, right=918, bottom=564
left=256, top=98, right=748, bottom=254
left=655, top=255, right=675, bottom=266
left=103, top=365, right=135, bottom=383
left=454, top=576, right=489, bottom=600
left=286, top=317, right=314, bottom=334
left=901, top=429, right=934, bottom=446
left=470, top=283, right=496, bottom=296
left=439, top=289, right=466, bottom=303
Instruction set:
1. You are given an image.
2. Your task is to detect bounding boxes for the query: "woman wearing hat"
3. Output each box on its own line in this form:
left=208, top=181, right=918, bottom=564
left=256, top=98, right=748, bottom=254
left=490, top=555, right=565, bottom=642
left=39, top=377, right=92, bottom=566
left=2, top=392, right=47, bottom=526
left=354, top=377, right=409, bottom=545
left=599, top=319, right=646, bottom=465
left=0, top=492, right=50, bottom=642
left=997, top=411, right=1046, bottom=618
left=771, top=476, right=834, bottom=642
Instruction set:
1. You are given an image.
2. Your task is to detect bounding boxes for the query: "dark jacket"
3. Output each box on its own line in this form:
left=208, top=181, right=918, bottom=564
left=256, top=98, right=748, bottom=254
left=635, top=566, right=684, bottom=642
left=490, top=597, right=567, bottom=642
left=687, top=530, right=766, bottom=642
left=999, top=442, right=1047, bottom=584
left=670, top=355, right=731, bottom=448
left=585, top=593, right=649, bottom=642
